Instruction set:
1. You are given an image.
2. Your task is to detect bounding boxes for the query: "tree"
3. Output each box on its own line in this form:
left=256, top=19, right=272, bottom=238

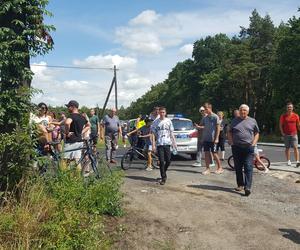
left=0, top=0, right=54, bottom=190
left=0, top=0, right=54, bottom=133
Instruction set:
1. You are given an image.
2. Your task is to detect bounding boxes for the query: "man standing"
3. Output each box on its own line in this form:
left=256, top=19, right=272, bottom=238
left=101, top=108, right=122, bottom=164
left=192, top=106, right=206, bottom=167
left=279, top=102, right=300, bottom=167
left=89, top=109, right=100, bottom=147
left=228, top=104, right=259, bottom=197
left=200, top=103, right=223, bottom=175
left=64, top=100, right=90, bottom=163
left=152, top=107, right=177, bottom=185
left=150, top=106, right=160, bottom=121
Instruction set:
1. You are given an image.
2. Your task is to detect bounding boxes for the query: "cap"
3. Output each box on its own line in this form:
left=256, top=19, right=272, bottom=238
left=65, top=100, right=79, bottom=108
left=199, top=106, right=205, bottom=112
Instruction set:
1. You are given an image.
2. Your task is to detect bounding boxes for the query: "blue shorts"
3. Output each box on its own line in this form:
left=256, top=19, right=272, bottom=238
left=203, top=141, right=217, bottom=153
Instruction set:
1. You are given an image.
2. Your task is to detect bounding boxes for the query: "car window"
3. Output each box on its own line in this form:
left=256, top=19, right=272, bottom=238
left=172, top=119, right=193, bottom=131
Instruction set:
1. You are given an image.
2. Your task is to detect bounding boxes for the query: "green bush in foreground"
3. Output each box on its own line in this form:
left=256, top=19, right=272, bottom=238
left=0, top=170, right=123, bottom=249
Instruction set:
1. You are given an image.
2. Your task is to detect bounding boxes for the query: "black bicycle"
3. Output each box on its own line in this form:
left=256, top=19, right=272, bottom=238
left=121, top=137, right=159, bottom=170
left=38, top=139, right=107, bottom=178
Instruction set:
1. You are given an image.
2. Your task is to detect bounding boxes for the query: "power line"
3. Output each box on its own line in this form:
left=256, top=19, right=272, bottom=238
left=31, top=64, right=119, bottom=71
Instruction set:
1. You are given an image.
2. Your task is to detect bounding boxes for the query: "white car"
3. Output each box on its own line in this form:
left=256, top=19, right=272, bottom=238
left=169, top=115, right=198, bottom=159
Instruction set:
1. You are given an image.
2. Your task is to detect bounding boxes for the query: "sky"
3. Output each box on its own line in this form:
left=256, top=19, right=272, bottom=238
left=31, top=0, right=299, bottom=108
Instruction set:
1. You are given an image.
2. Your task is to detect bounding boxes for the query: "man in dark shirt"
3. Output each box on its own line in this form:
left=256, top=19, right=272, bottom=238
left=64, top=100, right=90, bottom=162
left=89, top=108, right=100, bottom=146
left=228, top=104, right=259, bottom=197
left=101, top=108, right=122, bottom=163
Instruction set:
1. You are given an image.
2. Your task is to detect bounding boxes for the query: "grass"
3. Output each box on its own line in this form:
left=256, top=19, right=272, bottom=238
left=0, top=167, right=123, bottom=250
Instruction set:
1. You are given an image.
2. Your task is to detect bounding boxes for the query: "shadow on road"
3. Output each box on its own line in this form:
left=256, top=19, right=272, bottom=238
left=187, top=184, right=241, bottom=195
left=126, top=175, right=158, bottom=183
left=279, top=229, right=300, bottom=244
left=169, top=168, right=201, bottom=174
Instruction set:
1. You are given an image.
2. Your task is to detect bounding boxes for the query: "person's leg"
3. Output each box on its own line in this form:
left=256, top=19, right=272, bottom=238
left=105, top=135, right=112, bottom=161
left=232, top=146, right=244, bottom=189
left=212, top=143, right=223, bottom=173
left=292, top=135, right=299, bottom=164
left=220, top=139, right=225, bottom=160
left=284, top=135, right=291, bottom=164
left=110, top=134, right=118, bottom=162
left=193, top=141, right=202, bottom=166
left=243, top=147, right=254, bottom=195
left=164, top=145, right=171, bottom=173
left=203, top=142, right=211, bottom=174
left=157, top=146, right=166, bottom=181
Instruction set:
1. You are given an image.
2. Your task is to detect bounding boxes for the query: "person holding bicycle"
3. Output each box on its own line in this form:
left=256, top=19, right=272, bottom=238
left=64, top=100, right=90, bottom=170
left=228, top=104, right=259, bottom=197
left=127, top=117, right=155, bottom=171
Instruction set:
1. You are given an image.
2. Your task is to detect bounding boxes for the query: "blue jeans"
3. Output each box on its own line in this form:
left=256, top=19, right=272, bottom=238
left=231, top=145, right=254, bottom=190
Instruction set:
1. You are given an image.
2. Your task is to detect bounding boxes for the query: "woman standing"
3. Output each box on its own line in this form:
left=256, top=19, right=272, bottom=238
left=216, top=111, right=227, bottom=161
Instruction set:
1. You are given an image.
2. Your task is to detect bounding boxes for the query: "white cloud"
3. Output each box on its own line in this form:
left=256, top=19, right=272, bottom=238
left=116, top=5, right=298, bottom=55
left=179, top=44, right=193, bottom=57
left=73, top=54, right=137, bottom=69
left=130, top=10, right=160, bottom=26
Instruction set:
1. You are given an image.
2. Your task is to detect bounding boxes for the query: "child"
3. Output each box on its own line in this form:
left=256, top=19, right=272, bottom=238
left=127, top=117, right=154, bottom=171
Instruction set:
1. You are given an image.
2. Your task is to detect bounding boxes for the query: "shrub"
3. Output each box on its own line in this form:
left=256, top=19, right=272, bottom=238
left=0, top=169, right=123, bottom=249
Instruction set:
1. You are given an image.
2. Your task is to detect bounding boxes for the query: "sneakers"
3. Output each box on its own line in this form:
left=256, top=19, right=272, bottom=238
left=245, top=189, right=251, bottom=197
left=234, top=186, right=244, bottom=192
left=209, top=163, right=215, bottom=167
left=192, top=162, right=202, bottom=167
left=296, top=162, right=300, bottom=168
left=287, top=160, right=292, bottom=166
left=264, top=167, right=269, bottom=173
left=146, top=166, right=153, bottom=171
left=159, top=179, right=166, bottom=185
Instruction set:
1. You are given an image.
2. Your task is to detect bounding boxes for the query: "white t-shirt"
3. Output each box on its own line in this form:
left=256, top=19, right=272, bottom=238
left=30, top=113, right=50, bottom=127
left=151, top=118, right=174, bottom=146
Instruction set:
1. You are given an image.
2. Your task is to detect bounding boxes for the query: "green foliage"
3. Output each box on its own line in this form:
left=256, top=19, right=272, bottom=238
left=0, top=170, right=123, bottom=249
left=125, top=9, right=300, bottom=133
left=0, top=0, right=54, bottom=190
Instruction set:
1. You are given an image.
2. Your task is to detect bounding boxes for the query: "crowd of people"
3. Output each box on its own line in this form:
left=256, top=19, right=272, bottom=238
left=31, top=99, right=300, bottom=195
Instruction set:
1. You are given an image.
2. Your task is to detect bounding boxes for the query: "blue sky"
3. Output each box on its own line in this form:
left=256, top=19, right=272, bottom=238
left=31, top=0, right=300, bottom=108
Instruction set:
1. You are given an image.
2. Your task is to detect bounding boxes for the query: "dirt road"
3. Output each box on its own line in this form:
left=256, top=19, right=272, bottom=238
left=113, top=159, right=300, bottom=250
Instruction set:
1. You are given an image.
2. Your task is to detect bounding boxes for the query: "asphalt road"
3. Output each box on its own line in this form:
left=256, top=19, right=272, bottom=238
left=111, top=145, right=300, bottom=250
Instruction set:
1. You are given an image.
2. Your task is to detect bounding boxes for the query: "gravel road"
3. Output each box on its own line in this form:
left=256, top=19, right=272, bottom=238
left=114, top=153, right=300, bottom=250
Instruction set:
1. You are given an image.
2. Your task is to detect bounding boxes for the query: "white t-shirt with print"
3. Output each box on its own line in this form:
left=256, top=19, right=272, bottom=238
left=151, top=118, right=174, bottom=146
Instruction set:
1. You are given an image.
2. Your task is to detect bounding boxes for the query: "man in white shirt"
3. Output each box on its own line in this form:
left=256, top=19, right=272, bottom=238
left=152, top=107, right=177, bottom=185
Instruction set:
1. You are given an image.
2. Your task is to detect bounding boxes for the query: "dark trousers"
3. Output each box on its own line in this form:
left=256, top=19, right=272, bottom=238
left=157, top=145, right=171, bottom=181
left=231, top=145, right=254, bottom=190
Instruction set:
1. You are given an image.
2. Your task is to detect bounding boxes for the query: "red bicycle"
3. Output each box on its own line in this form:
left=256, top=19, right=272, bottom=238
left=227, top=149, right=270, bottom=171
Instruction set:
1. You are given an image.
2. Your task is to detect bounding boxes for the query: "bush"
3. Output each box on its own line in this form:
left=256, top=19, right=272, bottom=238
left=0, top=169, right=123, bottom=249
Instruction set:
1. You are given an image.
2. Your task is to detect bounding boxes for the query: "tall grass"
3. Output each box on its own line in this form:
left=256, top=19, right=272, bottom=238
left=0, top=169, right=123, bottom=249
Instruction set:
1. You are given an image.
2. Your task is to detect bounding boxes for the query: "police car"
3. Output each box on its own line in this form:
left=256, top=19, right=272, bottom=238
left=168, top=114, right=198, bottom=159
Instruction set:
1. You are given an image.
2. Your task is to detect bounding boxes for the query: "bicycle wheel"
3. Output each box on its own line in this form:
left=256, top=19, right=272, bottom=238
left=89, top=154, right=100, bottom=178
left=121, top=151, right=133, bottom=170
left=151, top=152, right=160, bottom=169
left=255, top=156, right=270, bottom=171
left=227, top=155, right=235, bottom=170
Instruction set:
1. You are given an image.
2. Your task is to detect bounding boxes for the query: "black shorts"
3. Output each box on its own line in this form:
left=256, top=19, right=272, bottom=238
left=203, top=141, right=217, bottom=153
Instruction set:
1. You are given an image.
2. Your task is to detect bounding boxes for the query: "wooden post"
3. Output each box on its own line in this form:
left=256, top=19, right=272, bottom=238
left=114, top=65, right=118, bottom=110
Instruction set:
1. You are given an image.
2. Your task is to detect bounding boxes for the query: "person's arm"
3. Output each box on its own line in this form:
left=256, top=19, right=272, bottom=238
left=252, top=133, right=259, bottom=146
left=97, top=120, right=101, bottom=137
left=194, top=123, right=204, bottom=129
left=81, top=121, right=91, bottom=137
left=227, top=125, right=233, bottom=145
left=65, top=118, right=73, bottom=138
left=297, top=116, right=300, bottom=131
left=127, top=128, right=139, bottom=136
left=279, top=115, right=285, bottom=136
left=214, top=124, right=221, bottom=144
left=151, top=133, right=156, bottom=152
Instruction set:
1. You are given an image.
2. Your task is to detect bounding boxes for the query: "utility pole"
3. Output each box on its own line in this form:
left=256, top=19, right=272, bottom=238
left=114, top=65, right=118, bottom=110
left=100, top=65, right=118, bottom=118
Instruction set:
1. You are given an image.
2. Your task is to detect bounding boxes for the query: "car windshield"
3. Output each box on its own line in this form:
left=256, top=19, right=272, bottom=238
left=172, top=119, right=194, bottom=131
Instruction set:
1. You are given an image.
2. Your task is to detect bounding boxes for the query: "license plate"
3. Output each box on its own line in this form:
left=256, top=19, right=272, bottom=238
left=176, top=134, right=189, bottom=139
left=177, top=146, right=189, bottom=151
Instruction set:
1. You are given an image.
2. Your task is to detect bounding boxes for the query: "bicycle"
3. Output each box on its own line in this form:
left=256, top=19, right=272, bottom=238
left=121, top=136, right=159, bottom=170
left=38, top=138, right=108, bottom=178
left=227, top=148, right=270, bottom=171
